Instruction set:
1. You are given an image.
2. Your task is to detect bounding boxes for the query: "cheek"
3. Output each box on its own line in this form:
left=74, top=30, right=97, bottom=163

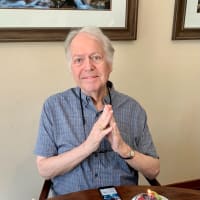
left=104, top=65, right=112, bottom=75
left=71, top=66, right=81, bottom=74
left=71, top=67, right=81, bottom=80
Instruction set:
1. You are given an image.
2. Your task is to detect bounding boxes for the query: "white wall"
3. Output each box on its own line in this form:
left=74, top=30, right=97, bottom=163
left=1, top=1, right=200, bottom=199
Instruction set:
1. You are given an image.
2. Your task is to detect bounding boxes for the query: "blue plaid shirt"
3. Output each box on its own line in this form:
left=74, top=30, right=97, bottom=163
left=34, top=84, right=158, bottom=196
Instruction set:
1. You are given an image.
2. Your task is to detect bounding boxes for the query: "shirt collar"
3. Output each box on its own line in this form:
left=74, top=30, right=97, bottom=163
left=77, top=81, right=114, bottom=107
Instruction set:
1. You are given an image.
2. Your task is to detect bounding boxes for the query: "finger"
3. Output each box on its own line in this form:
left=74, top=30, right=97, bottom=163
left=112, top=122, right=121, bottom=137
left=102, top=105, right=112, bottom=117
left=110, top=115, right=116, bottom=126
left=98, top=106, right=113, bottom=129
left=112, top=122, right=117, bottom=135
left=100, top=126, right=113, bottom=137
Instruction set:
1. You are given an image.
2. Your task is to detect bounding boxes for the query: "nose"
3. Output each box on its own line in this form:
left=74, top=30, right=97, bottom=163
left=84, top=56, right=94, bottom=71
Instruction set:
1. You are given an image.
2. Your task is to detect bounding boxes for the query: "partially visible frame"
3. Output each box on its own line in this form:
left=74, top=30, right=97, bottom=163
left=0, top=0, right=138, bottom=42
left=172, top=0, right=200, bottom=40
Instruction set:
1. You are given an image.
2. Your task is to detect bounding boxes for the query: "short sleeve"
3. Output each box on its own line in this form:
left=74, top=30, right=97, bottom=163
left=134, top=105, right=159, bottom=158
left=34, top=99, right=57, bottom=157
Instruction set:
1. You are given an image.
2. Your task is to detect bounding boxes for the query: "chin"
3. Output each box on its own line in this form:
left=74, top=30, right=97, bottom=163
left=81, top=82, right=99, bottom=90
left=83, top=87, right=98, bottom=94
left=82, top=85, right=99, bottom=94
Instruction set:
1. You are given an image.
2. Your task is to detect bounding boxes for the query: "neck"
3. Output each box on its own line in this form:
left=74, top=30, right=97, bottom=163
left=93, top=87, right=108, bottom=111
left=83, top=86, right=108, bottom=111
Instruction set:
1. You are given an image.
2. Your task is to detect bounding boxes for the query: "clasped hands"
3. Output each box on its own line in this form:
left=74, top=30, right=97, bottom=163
left=85, top=104, right=129, bottom=156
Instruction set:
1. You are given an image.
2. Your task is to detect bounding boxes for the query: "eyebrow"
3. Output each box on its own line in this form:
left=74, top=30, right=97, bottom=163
left=72, top=52, right=103, bottom=57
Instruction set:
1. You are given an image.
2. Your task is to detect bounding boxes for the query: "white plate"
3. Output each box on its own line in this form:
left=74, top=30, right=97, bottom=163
left=131, top=194, right=168, bottom=200
left=160, top=195, right=168, bottom=200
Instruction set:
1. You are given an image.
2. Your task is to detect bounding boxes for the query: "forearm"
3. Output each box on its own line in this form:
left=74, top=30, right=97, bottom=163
left=36, top=141, right=92, bottom=179
left=36, top=107, right=114, bottom=180
left=116, top=143, right=160, bottom=179
left=126, top=150, right=160, bottom=179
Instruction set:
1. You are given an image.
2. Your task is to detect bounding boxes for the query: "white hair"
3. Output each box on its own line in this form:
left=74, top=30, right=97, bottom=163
left=64, top=26, right=115, bottom=67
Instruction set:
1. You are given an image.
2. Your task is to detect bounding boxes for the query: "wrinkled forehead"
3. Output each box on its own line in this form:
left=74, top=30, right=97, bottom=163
left=70, top=32, right=104, bottom=54
left=72, top=32, right=100, bottom=44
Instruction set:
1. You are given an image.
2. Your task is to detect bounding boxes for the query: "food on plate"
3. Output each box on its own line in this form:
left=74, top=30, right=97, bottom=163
left=132, top=189, right=162, bottom=200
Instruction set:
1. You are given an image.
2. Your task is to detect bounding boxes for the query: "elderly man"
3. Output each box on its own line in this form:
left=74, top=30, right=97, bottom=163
left=34, top=27, right=160, bottom=196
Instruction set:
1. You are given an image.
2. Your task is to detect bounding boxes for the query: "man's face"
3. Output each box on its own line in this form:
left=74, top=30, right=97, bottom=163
left=70, top=32, right=112, bottom=95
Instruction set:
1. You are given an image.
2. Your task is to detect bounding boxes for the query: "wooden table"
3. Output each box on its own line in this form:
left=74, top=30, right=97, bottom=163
left=48, top=185, right=200, bottom=200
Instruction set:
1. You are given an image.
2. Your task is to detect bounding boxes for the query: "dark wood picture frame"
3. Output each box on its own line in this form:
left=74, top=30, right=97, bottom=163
left=172, top=0, right=200, bottom=40
left=0, top=0, right=138, bottom=42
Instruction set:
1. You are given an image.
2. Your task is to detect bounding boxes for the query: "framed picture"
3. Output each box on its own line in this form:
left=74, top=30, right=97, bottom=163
left=0, top=0, right=138, bottom=42
left=172, top=0, right=200, bottom=40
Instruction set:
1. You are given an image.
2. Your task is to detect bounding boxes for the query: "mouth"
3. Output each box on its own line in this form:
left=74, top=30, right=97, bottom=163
left=81, top=75, right=99, bottom=80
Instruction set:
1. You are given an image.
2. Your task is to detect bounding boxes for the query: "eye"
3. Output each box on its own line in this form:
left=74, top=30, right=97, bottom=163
left=90, top=54, right=103, bottom=64
left=72, top=56, right=84, bottom=66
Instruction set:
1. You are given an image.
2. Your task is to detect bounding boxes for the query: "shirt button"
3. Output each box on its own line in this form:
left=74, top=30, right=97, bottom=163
left=86, top=96, right=91, bottom=102
left=95, top=173, right=98, bottom=177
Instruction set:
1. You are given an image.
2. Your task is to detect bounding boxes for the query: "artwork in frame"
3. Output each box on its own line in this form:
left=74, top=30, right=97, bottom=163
left=172, top=0, right=200, bottom=40
left=0, top=0, right=138, bottom=42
